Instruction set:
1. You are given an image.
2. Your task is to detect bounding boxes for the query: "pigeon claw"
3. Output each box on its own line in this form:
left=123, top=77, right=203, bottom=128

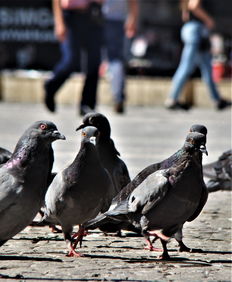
left=66, top=249, right=84, bottom=257
left=144, top=246, right=163, bottom=252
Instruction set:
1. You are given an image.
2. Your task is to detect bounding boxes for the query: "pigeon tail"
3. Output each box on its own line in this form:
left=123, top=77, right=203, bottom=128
left=105, top=199, right=128, bottom=218
left=83, top=213, right=109, bottom=230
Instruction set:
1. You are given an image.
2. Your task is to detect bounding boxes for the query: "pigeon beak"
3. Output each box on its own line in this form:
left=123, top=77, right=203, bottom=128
left=200, top=145, right=208, bottom=156
left=52, top=130, right=66, bottom=140
left=89, top=136, right=96, bottom=146
left=76, top=124, right=85, bottom=131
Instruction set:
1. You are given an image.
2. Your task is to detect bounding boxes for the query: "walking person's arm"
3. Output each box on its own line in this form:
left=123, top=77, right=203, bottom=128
left=53, top=0, right=66, bottom=42
left=188, top=0, right=215, bottom=29
left=125, top=0, right=139, bottom=38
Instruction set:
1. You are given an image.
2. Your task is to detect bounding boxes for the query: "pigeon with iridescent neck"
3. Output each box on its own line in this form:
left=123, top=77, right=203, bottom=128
left=0, top=121, right=65, bottom=247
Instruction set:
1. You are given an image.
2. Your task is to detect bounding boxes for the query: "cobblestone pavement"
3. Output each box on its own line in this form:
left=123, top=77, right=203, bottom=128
left=0, top=102, right=231, bottom=281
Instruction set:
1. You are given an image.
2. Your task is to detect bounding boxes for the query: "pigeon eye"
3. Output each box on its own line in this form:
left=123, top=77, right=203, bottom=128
left=82, top=132, right=86, bottom=137
left=40, top=124, right=47, bottom=130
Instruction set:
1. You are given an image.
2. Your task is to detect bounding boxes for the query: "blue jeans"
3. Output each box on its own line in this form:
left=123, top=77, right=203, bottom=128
left=104, top=19, right=126, bottom=103
left=45, top=9, right=103, bottom=109
left=169, top=21, right=220, bottom=102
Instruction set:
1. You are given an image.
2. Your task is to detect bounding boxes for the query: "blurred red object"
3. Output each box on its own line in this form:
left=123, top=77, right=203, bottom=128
left=212, top=62, right=225, bottom=82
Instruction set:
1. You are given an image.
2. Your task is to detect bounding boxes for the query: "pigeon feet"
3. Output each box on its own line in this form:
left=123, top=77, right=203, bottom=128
left=66, top=248, right=85, bottom=257
left=72, top=226, right=87, bottom=249
left=144, top=235, right=162, bottom=251
left=144, top=246, right=163, bottom=252
left=147, top=231, right=170, bottom=242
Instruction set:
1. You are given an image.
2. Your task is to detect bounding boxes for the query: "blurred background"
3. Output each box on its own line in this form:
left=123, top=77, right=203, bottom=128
left=0, top=0, right=231, bottom=108
left=0, top=0, right=231, bottom=78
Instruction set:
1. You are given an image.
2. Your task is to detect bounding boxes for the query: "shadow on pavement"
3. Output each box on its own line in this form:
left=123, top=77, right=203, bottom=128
left=0, top=255, right=62, bottom=262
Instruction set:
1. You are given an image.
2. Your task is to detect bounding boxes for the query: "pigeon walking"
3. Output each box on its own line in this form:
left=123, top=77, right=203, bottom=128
left=86, top=132, right=208, bottom=259
left=44, top=126, right=115, bottom=257
left=86, top=124, right=208, bottom=252
left=0, top=121, right=65, bottom=247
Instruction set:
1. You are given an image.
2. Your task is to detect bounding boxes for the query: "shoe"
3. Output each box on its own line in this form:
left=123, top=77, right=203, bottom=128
left=166, top=101, right=191, bottom=111
left=44, top=92, right=56, bottom=113
left=217, top=99, right=232, bottom=110
left=79, top=105, right=94, bottom=116
left=114, top=102, right=124, bottom=114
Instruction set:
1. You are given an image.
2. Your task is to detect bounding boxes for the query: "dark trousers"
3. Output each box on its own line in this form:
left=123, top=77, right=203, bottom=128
left=45, top=9, right=103, bottom=109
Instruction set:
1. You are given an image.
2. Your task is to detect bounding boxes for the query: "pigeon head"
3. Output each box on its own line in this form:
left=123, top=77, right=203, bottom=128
left=189, top=124, right=208, bottom=136
left=27, top=121, right=66, bottom=142
left=6, top=121, right=65, bottom=170
left=81, top=126, right=99, bottom=146
left=76, top=113, right=111, bottom=139
left=184, top=132, right=208, bottom=155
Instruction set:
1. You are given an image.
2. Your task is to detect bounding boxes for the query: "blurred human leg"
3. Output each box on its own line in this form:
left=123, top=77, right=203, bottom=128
left=104, top=19, right=125, bottom=113
left=79, top=11, right=103, bottom=115
left=44, top=11, right=81, bottom=112
left=198, top=51, right=231, bottom=110
left=166, top=21, right=202, bottom=109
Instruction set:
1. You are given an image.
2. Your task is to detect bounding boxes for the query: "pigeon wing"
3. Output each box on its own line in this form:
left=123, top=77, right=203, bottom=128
left=128, top=169, right=170, bottom=215
left=44, top=172, right=67, bottom=218
left=0, top=167, right=22, bottom=214
left=187, top=184, right=208, bottom=222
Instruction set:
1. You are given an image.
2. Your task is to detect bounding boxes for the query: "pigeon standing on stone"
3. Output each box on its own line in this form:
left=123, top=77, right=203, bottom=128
left=76, top=113, right=131, bottom=234
left=85, top=124, right=208, bottom=252
left=44, top=126, right=115, bottom=257
left=0, top=121, right=65, bottom=247
left=85, top=132, right=208, bottom=259
left=0, top=138, right=59, bottom=231
left=0, top=147, right=12, bottom=165
left=203, top=149, right=232, bottom=192
left=76, top=112, right=131, bottom=193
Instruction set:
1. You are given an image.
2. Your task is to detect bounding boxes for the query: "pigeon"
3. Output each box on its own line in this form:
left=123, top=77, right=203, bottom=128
left=44, top=126, right=115, bottom=257
left=0, top=141, right=58, bottom=231
left=76, top=112, right=130, bottom=193
left=76, top=112, right=131, bottom=234
left=0, top=121, right=65, bottom=247
left=203, top=149, right=232, bottom=192
left=0, top=147, right=12, bottom=165
left=85, top=124, right=208, bottom=252
left=85, top=132, right=208, bottom=259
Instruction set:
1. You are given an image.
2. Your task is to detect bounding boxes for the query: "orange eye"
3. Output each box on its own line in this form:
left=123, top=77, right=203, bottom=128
left=82, top=131, right=86, bottom=137
left=40, top=124, right=47, bottom=130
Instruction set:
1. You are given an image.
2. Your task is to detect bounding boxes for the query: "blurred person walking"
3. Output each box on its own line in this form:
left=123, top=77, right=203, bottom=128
left=101, top=0, right=138, bottom=114
left=44, top=0, right=104, bottom=116
left=165, top=0, right=231, bottom=111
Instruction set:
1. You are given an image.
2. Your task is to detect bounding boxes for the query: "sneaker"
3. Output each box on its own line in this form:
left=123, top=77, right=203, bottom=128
left=114, top=102, right=124, bottom=114
left=44, top=82, right=56, bottom=113
left=166, top=101, right=191, bottom=111
left=44, top=92, right=56, bottom=113
left=217, top=99, right=232, bottom=110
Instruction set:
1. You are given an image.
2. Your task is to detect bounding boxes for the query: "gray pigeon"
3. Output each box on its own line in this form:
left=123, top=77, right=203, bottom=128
left=44, top=126, right=115, bottom=257
left=203, top=149, right=232, bottom=192
left=87, top=132, right=208, bottom=259
left=0, top=147, right=12, bottom=165
left=0, top=121, right=65, bottom=247
left=85, top=124, right=208, bottom=253
left=76, top=112, right=131, bottom=234
left=76, top=112, right=130, bottom=193
left=0, top=142, right=60, bottom=232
